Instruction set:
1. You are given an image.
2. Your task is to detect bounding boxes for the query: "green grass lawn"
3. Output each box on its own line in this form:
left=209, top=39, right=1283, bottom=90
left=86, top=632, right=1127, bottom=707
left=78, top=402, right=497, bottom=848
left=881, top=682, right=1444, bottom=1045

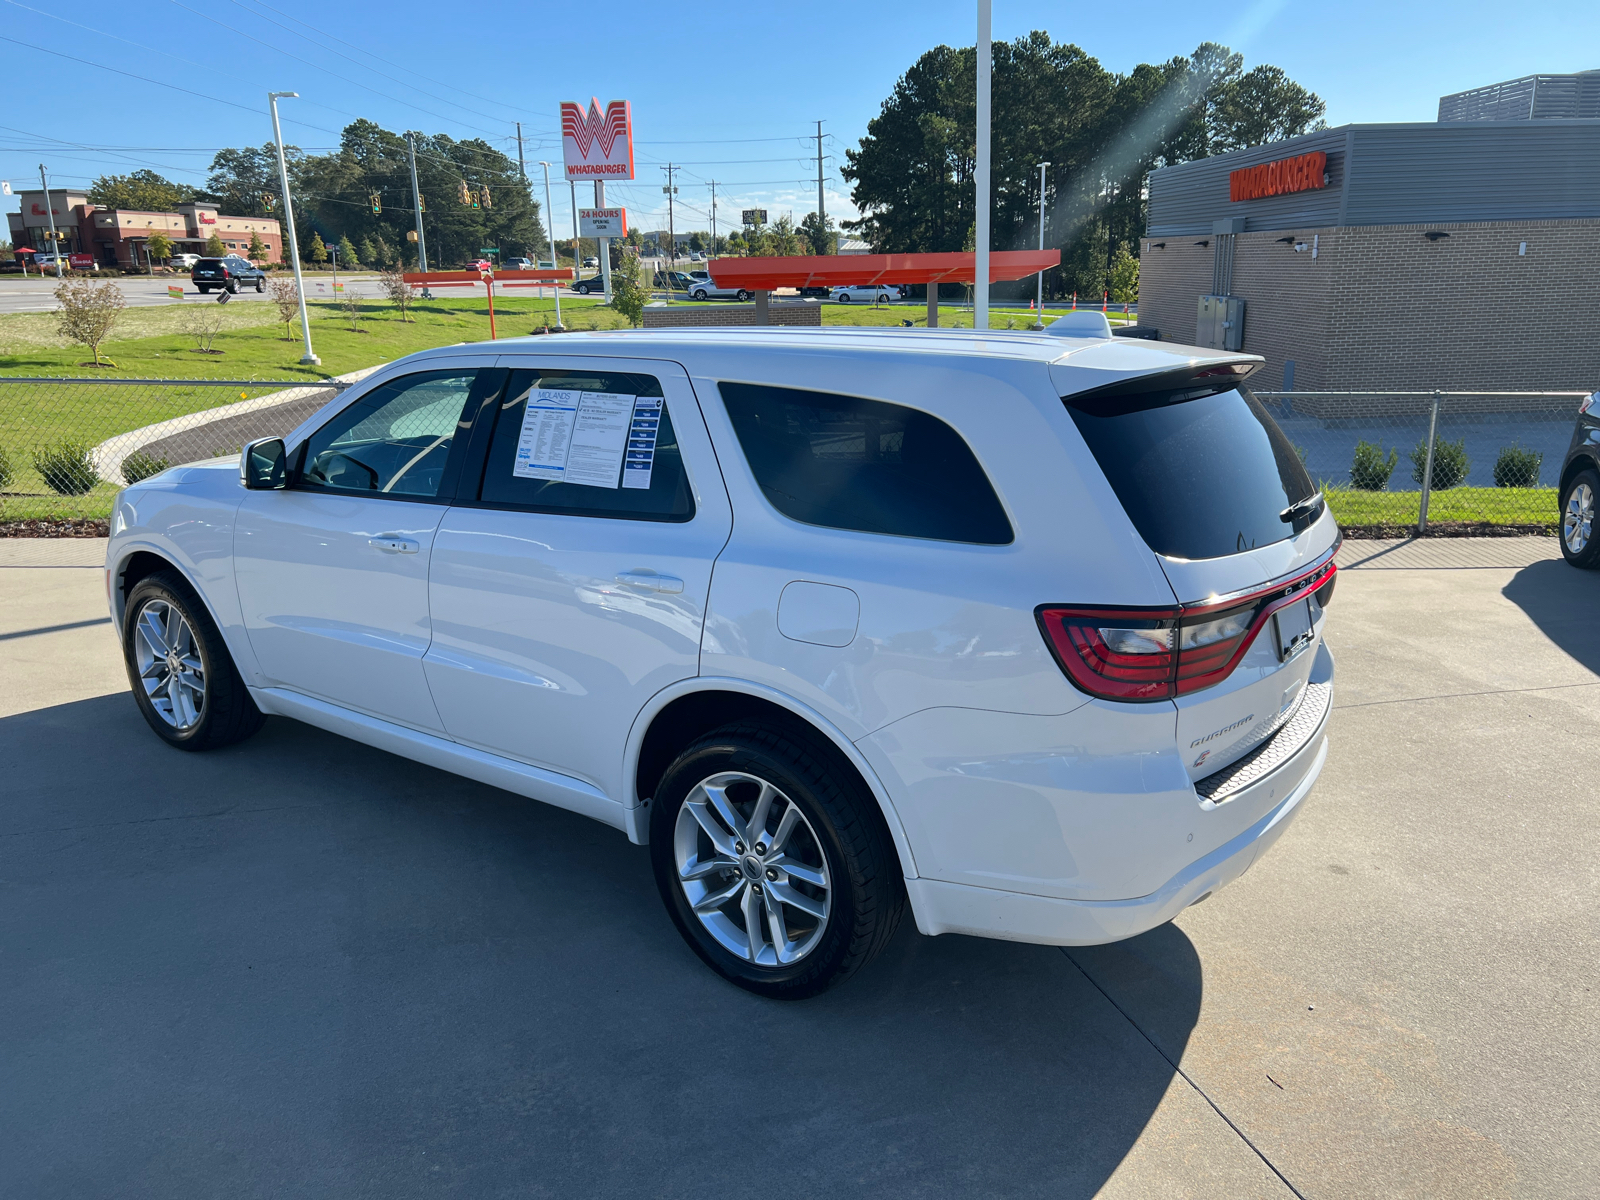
left=1326, top=486, right=1559, bottom=529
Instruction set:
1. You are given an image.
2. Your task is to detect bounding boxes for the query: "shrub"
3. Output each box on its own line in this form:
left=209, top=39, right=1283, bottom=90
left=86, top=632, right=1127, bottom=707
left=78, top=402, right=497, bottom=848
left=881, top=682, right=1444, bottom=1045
left=377, top=267, right=417, bottom=322
left=268, top=276, right=300, bottom=340
left=1410, top=436, right=1469, bottom=490
left=54, top=276, right=126, bottom=365
left=1493, top=444, right=1543, bottom=488
left=338, top=289, right=364, bottom=331
left=121, top=450, right=169, bottom=484
left=609, top=253, right=648, bottom=327
left=181, top=305, right=225, bottom=353
left=0, top=444, right=12, bottom=489
left=1350, top=440, right=1399, bottom=490
left=33, top=441, right=99, bottom=495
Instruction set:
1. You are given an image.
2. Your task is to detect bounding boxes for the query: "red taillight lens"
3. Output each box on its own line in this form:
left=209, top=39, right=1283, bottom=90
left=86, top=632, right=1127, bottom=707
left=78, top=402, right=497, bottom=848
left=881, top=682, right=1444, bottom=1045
left=1038, top=560, right=1337, bottom=702
left=1038, top=607, right=1178, bottom=702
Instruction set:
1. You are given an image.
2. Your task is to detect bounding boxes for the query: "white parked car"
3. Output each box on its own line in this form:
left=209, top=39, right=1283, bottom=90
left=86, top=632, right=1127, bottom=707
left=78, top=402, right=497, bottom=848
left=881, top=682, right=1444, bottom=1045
left=106, top=328, right=1337, bottom=998
left=831, top=283, right=902, bottom=303
left=687, top=275, right=749, bottom=301
left=167, top=253, right=201, bottom=269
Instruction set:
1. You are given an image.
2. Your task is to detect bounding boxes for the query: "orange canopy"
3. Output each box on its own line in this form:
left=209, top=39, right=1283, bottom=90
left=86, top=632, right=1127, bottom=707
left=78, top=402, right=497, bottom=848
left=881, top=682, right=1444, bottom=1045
left=706, top=249, right=1059, bottom=290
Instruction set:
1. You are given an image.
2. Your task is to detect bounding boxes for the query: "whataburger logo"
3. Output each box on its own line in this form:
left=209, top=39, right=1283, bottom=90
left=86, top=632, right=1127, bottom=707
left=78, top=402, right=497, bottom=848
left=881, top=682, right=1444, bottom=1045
left=561, top=99, right=634, bottom=179
left=1229, top=150, right=1327, bottom=202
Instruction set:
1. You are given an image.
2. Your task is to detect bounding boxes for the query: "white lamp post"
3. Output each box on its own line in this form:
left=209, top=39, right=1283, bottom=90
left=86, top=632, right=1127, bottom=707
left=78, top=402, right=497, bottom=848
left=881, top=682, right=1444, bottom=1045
left=538, top=162, right=563, bottom=330
left=1035, top=162, right=1051, bottom=329
left=268, top=91, right=318, bottom=365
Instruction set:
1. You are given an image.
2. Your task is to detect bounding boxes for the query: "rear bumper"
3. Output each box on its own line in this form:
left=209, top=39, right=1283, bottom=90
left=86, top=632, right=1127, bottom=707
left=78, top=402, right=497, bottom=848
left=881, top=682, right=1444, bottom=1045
left=905, top=731, right=1327, bottom=946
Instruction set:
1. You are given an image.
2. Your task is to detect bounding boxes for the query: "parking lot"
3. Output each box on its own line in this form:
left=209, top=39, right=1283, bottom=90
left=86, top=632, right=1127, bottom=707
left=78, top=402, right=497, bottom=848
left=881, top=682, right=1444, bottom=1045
left=2, top=535, right=1595, bottom=1198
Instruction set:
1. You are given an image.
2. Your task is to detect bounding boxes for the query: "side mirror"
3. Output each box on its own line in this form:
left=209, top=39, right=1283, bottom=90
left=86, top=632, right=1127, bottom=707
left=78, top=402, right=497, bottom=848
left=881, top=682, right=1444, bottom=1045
left=241, top=437, right=287, bottom=489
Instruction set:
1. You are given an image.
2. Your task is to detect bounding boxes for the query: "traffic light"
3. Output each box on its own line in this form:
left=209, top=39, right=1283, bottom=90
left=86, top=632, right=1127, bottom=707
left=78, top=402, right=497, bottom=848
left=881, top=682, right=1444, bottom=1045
left=261, top=194, right=275, bottom=211
left=480, top=185, right=491, bottom=210
left=369, top=192, right=381, bottom=215
left=417, top=193, right=426, bottom=213
left=470, top=187, right=481, bottom=210
left=458, top=180, right=471, bottom=206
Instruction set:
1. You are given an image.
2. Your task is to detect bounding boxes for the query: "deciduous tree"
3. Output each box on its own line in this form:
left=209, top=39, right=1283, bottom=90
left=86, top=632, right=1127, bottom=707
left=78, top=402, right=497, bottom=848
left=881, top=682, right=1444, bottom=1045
left=87, top=169, right=191, bottom=212
left=54, top=277, right=124, bottom=365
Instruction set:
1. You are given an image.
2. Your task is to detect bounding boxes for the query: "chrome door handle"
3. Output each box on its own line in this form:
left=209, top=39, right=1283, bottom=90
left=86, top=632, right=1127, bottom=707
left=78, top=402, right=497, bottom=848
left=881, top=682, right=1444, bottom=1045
left=369, top=536, right=420, bottom=554
left=615, top=571, right=684, bottom=594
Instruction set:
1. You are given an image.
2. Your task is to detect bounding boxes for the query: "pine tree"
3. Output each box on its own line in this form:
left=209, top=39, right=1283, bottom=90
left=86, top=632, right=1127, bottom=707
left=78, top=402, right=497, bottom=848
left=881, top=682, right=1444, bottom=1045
left=308, top=232, right=328, bottom=264
left=204, top=232, right=225, bottom=257
left=358, top=236, right=376, bottom=267
left=247, top=231, right=266, bottom=262
left=337, top=234, right=359, bottom=267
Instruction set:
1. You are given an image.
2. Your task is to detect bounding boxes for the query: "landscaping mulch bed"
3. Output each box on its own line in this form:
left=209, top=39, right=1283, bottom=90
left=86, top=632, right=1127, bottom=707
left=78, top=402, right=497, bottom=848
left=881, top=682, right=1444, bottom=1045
left=1341, top=521, right=1557, bottom=539
left=0, top=518, right=111, bottom=538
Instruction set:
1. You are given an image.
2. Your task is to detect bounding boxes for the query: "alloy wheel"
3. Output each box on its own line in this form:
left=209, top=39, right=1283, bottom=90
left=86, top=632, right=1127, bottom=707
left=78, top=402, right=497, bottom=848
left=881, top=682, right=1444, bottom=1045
left=132, top=599, right=206, bottom=730
left=673, top=770, right=832, bottom=967
left=1565, top=482, right=1593, bottom=554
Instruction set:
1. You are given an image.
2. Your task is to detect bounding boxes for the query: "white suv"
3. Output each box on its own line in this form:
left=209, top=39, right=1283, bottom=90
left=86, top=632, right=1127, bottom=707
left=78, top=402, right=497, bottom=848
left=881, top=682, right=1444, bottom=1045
left=106, top=328, right=1337, bottom=998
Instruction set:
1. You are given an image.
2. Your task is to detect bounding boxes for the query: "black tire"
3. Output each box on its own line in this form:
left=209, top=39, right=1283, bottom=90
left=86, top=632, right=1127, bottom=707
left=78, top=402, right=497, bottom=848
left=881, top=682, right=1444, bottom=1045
left=226, top=279, right=239, bottom=294
left=837, top=293, right=851, bottom=303
left=736, top=290, right=750, bottom=302
left=650, top=722, right=904, bottom=999
left=197, top=285, right=210, bottom=294
left=1560, top=468, right=1600, bottom=568
left=577, top=283, right=590, bottom=295
left=122, top=569, right=265, bottom=751
left=692, top=289, right=706, bottom=301
left=254, top=277, right=265, bottom=292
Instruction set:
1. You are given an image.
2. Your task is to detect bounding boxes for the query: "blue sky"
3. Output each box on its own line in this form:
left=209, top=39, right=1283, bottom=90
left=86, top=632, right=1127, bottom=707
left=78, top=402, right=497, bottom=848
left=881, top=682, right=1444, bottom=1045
left=1, top=0, right=1595, bottom=235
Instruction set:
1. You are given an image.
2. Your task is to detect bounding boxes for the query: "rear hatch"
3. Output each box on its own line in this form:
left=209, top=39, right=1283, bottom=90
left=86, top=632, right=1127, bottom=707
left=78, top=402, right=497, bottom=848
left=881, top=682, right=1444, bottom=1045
left=1045, top=357, right=1338, bottom=784
left=193, top=258, right=226, bottom=279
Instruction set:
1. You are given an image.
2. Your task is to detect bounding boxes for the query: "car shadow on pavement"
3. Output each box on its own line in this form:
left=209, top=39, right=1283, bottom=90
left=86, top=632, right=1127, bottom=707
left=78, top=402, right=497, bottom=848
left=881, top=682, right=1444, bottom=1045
left=1502, top=558, right=1600, bottom=675
left=1, top=695, right=1203, bottom=1200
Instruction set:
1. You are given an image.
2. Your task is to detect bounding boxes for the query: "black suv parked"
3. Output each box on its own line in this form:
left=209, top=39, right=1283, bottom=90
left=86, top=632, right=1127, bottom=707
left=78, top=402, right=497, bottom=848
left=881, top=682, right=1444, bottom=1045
left=192, top=255, right=266, bottom=294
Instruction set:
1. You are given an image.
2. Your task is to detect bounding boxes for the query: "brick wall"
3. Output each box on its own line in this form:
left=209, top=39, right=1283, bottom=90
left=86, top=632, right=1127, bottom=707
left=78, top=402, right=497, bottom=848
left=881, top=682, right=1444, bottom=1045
left=1138, top=218, right=1600, bottom=392
left=642, top=303, right=821, bottom=328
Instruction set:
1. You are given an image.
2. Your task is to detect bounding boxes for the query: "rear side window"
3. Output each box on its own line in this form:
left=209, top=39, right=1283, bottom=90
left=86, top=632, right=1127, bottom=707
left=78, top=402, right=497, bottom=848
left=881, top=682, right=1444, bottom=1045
left=476, top=369, right=694, bottom=522
left=719, top=382, right=1012, bottom=545
left=1066, top=384, right=1317, bottom=560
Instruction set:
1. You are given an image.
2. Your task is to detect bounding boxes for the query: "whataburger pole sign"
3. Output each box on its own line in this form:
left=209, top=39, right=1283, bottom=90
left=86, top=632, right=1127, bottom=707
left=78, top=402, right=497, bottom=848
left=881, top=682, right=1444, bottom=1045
left=561, top=99, right=635, bottom=180
left=1229, top=150, right=1327, bottom=202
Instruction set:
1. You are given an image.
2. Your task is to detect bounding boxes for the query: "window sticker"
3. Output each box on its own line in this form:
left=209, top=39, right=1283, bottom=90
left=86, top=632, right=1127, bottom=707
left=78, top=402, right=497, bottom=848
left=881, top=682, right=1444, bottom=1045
left=562, top=391, right=636, bottom=489
left=512, top=388, right=581, bottom=480
left=623, top=396, right=663, bottom=490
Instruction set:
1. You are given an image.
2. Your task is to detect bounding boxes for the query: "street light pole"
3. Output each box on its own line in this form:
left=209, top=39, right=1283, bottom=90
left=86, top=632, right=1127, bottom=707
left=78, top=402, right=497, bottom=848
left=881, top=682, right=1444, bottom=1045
left=1034, top=162, right=1051, bottom=329
left=268, top=91, right=318, bottom=365
left=538, top=162, right=563, bottom=331
left=973, top=0, right=991, bottom=332
left=406, top=131, right=432, bottom=299
left=38, top=164, right=62, bottom=278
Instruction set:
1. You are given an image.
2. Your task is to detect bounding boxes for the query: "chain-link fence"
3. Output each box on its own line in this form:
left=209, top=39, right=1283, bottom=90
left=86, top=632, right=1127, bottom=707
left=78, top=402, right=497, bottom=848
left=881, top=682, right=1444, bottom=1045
left=1256, top=390, right=1588, bottom=532
left=0, top=378, right=353, bottom=523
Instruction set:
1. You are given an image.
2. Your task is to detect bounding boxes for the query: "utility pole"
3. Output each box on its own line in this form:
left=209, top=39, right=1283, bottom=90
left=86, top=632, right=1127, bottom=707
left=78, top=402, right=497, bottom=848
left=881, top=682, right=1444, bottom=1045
left=709, top=180, right=717, bottom=252
left=815, top=120, right=826, bottom=248
left=38, top=165, right=61, bottom=278
left=406, top=131, right=431, bottom=298
left=538, top=162, right=563, bottom=330
left=515, top=121, right=527, bottom=181
left=974, top=0, right=992, bottom=332
left=268, top=92, right=318, bottom=365
left=1034, top=162, right=1051, bottom=329
left=662, top=163, right=677, bottom=267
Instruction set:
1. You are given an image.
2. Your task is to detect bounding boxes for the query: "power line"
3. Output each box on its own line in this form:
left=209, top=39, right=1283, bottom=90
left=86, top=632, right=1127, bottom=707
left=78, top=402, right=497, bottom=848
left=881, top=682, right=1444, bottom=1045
left=0, top=34, right=274, bottom=117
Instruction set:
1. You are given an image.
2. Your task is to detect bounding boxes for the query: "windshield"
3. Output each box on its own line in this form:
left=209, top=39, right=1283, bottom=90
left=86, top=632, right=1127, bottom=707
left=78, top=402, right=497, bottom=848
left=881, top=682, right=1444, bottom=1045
left=1066, top=385, right=1318, bottom=561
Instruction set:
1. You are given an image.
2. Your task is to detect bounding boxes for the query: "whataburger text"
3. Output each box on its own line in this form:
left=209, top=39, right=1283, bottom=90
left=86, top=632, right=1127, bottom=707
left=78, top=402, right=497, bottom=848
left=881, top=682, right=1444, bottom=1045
left=1229, top=151, right=1327, bottom=203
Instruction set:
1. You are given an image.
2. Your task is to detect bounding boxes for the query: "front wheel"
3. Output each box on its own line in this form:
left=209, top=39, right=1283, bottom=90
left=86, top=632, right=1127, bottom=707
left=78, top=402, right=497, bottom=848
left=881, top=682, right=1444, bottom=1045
left=692, top=289, right=706, bottom=301
left=650, top=723, right=904, bottom=999
left=577, top=283, right=590, bottom=295
left=1561, top=469, right=1600, bottom=568
left=735, top=290, right=750, bottom=302
left=122, top=570, right=265, bottom=750
left=836, top=293, right=851, bottom=303
left=254, top=277, right=265, bottom=292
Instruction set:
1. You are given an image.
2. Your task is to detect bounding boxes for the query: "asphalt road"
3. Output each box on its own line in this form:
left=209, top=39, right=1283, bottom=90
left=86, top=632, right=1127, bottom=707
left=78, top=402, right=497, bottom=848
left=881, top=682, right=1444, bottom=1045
left=1, top=535, right=1594, bottom=1198
left=0, top=275, right=584, bottom=313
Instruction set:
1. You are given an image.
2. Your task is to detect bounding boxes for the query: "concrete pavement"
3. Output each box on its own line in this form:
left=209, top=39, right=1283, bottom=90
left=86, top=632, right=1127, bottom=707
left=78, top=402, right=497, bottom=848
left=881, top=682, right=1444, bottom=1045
left=1, top=536, right=1594, bottom=1197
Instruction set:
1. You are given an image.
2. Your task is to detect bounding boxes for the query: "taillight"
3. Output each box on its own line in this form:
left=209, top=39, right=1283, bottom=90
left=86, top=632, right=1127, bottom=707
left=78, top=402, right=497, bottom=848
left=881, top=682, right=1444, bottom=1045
left=1038, top=559, right=1337, bottom=702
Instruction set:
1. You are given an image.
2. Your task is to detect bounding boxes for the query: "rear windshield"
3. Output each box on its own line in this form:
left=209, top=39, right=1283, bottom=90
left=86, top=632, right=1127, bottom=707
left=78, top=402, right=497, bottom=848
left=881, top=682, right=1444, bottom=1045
left=1066, top=386, right=1317, bottom=560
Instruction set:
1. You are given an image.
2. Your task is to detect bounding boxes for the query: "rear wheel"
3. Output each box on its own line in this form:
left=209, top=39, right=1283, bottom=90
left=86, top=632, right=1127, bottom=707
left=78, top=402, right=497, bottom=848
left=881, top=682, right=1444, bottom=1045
left=226, top=279, right=239, bottom=294
left=1561, top=469, right=1600, bottom=568
left=122, top=570, right=265, bottom=750
left=197, top=285, right=210, bottom=294
left=650, top=722, right=904, bottom=999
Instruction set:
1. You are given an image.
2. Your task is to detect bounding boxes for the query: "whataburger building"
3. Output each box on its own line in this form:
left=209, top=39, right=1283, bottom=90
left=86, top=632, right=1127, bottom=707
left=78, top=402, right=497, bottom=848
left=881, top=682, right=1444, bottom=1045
left=1137, top=116, right=1600, bottom=392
